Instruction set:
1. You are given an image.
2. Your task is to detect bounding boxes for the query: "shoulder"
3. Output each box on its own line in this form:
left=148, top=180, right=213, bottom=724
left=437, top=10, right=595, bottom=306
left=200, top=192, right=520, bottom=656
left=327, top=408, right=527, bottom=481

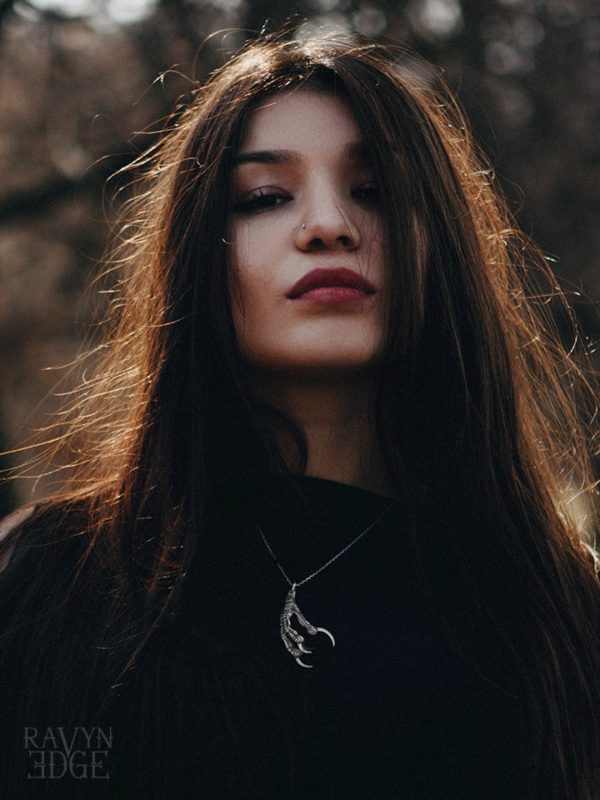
left=0, top=499, right=116, bottom=647
left=0, top=506, right=36, bottom=574
left=0, top=499, right=94, bottom=577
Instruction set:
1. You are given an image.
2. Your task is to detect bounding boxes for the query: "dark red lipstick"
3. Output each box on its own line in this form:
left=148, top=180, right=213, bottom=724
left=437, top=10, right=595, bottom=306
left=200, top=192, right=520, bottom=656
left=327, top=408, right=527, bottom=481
left=287, top=268, right=376, bottom=303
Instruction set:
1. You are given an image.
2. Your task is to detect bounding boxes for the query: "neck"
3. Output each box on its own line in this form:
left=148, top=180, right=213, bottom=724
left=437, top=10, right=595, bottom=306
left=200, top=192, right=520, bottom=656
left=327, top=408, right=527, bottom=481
left=254, top=370, right=392, bottom=497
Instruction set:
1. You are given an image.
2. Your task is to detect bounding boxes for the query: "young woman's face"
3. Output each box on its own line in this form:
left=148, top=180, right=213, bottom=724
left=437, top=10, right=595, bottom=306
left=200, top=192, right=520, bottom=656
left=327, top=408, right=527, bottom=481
left=229, top=88, right=387, bottom=378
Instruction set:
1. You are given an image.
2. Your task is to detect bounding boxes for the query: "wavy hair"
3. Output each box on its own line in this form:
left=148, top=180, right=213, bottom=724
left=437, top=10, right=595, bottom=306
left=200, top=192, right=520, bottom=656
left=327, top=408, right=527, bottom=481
left=1, top=33, right=599, bottom=798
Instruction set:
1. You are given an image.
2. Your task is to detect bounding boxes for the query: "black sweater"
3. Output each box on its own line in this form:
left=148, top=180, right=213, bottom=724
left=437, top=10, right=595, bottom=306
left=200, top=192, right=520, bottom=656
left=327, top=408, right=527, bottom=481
left=0, top=475, right=523, bottom=799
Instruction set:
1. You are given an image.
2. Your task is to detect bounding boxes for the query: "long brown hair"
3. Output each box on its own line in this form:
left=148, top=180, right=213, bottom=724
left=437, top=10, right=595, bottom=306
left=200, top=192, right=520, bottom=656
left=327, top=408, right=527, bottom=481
left=1, top=33, right=599, bottom=798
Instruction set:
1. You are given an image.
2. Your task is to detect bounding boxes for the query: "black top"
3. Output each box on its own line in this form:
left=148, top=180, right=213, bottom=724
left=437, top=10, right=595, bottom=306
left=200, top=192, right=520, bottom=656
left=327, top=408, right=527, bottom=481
left=0, top=475, right=524, bottom=799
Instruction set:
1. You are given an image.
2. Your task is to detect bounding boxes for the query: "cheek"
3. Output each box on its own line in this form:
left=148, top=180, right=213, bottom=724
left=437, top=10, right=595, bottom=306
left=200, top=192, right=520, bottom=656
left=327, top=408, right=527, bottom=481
left=228, top=222, right=250, bottom=312
left=227, top=223, right=268, bottom=334
left=228, top=218, right=281, bottom=301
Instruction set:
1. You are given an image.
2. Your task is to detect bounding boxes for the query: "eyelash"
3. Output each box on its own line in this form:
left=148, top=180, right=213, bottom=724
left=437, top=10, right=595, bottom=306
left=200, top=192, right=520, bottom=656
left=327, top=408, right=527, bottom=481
left=233, top=189, right=289, bottom=214
left=233, top=184, right=379, bottom=215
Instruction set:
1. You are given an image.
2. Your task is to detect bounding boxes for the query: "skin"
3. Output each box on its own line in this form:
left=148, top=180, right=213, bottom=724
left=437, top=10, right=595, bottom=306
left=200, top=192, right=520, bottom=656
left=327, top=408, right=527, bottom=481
left=229, top=88, right=391, bottom=495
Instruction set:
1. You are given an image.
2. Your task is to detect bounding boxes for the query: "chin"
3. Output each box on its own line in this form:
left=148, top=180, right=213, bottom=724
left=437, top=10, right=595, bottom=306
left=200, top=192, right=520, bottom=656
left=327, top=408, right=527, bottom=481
left=245, top=351, right=383, bottom=378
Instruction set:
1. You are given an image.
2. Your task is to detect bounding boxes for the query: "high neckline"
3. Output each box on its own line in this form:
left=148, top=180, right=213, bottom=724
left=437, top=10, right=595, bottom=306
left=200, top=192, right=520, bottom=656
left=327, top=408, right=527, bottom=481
left=286, top=472, right=396, bottom=501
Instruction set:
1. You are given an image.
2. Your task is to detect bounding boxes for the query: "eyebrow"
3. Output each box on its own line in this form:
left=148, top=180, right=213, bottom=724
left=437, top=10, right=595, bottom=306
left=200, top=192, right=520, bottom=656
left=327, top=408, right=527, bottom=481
left=233, top=141, right=368, bottom=166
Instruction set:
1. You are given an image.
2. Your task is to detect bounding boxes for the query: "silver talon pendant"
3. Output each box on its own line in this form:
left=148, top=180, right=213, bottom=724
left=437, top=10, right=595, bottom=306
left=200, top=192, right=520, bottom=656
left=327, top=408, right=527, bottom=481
left=280, top=583, right=335, bottom=668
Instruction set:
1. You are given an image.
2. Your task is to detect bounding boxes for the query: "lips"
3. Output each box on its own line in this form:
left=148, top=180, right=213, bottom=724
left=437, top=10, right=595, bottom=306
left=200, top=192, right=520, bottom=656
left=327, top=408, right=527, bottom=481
left=287, top=268, right=376, bottom=300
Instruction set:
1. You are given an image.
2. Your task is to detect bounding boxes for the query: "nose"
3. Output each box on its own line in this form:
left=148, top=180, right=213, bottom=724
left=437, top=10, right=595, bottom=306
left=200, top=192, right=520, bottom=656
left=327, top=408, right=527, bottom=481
left=295, top=197, right=360, bottom=253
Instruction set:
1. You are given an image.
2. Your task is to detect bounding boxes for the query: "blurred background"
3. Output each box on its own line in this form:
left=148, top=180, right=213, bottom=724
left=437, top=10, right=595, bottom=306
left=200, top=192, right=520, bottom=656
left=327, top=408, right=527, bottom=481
left=0, top=0, right=599, bottom=512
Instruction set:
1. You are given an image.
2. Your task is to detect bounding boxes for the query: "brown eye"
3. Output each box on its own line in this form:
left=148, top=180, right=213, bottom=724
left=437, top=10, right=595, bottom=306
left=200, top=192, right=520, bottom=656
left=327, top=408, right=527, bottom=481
left=233, top=189, right=290, bottom=214
left=352, top=184, right=380, bottom=206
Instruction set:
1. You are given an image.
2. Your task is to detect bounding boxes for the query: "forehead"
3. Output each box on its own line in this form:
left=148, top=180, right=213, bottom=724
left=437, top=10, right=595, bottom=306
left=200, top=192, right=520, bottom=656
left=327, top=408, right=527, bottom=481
left=239, top=88, right=362, bottom=155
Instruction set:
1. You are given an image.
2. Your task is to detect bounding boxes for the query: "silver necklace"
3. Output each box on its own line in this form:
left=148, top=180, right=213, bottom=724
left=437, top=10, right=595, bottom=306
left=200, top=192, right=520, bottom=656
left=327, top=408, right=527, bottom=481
left=257, top=502, right=393, bottom=669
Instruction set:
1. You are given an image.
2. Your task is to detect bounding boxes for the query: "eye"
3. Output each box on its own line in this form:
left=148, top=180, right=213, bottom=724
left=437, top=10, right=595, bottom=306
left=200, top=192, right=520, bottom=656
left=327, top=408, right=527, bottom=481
left=352, top=183, right=380, bottom=207
left=233, top=188, right=290, bottom=215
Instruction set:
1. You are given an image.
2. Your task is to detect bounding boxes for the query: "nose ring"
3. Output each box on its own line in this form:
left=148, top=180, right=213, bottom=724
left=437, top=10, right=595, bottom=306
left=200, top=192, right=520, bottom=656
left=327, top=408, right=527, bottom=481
left=301, top=223, right=307, bottom=230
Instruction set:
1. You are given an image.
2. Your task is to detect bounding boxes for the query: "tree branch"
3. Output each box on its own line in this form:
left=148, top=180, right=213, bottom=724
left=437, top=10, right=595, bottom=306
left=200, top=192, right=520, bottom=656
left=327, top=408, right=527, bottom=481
left=0, top=154, right=132, bottom=224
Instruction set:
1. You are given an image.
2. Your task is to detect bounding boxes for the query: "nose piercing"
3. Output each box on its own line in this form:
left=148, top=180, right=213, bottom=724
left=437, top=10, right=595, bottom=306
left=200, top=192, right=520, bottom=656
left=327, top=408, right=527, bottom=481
left=301, top=223, right=307, bottom=230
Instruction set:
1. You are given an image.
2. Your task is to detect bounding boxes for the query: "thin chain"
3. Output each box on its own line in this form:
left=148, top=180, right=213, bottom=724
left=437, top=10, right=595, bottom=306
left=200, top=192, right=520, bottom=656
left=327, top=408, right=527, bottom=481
left=257, top=502, right=394, bottom=589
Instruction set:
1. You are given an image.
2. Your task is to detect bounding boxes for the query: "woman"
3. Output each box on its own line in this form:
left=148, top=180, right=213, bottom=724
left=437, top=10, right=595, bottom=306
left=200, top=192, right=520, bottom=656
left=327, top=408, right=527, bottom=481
left=0, top=33, right=598, bottom=799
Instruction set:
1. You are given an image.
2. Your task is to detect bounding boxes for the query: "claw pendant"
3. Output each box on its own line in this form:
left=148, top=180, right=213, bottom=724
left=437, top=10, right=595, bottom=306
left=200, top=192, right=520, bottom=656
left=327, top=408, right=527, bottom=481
left=280, top=583, right=335, bottom=668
